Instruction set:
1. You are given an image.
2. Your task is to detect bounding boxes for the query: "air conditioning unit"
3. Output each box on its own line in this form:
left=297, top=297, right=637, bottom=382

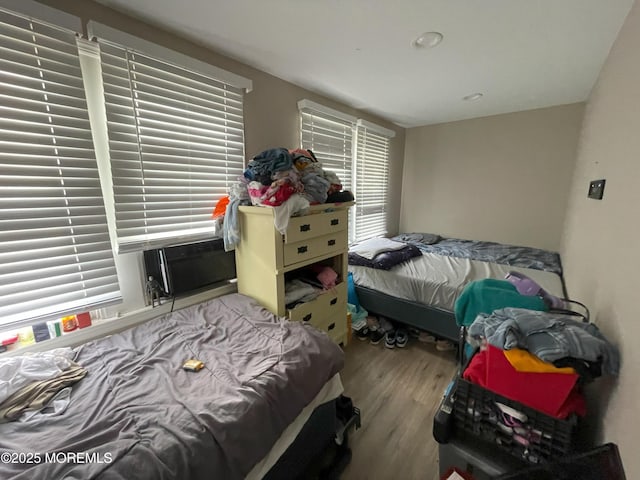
left=143, top=238, right=236, bottom=298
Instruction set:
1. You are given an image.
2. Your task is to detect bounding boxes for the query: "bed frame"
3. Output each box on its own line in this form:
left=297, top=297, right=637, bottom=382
left=264, top=399, right=338, bottom=479
left=264, top=396, right=360, bottom=479
left=355, top=285, right=460, bottom=343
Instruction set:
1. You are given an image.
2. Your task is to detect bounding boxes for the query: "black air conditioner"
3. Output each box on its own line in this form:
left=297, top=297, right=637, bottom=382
left=143, top=238, right=236, bottom=297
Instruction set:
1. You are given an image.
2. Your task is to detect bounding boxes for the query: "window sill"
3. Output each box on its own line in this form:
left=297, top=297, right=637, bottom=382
left=1, top=282, right=237, bottom=357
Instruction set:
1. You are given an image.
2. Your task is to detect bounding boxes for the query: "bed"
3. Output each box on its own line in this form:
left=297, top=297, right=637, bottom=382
left=349, top=233, right=566, bottom=343
left=0, top=293, right=345, bottom=480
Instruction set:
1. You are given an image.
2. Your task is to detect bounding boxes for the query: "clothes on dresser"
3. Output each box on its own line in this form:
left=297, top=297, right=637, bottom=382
left=273, top=194, right=310, bottom=234
left=293, top=265, right=340, bottom=291
left=284, top=279, right=320, bottom=307
left=468, top=307, right=620, bottom=376
left=243, top=148, right=345, bottom=208
left=300, top=171, right=330, bottom=204
left=223, top=179, right=251, bottom=251
left=315, top=266, right=338, bottom=289
left=224, top=146, right=353, bottom=245
left=326, top=190, right=354, bottom=203
left=289, top=148, right=318, bottom=166
left=261, top=182, right=297, bottom=207
left=290, top=148, right=317, bottom=170
left=248, top=181, right=269, bottom=206
left=212, top=195, right=230, bottom=219
left=244, top=147, right=294, bottom=185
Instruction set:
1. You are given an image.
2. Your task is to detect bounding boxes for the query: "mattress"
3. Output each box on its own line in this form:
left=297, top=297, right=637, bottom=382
left=349, top=252, right=564, bottom=312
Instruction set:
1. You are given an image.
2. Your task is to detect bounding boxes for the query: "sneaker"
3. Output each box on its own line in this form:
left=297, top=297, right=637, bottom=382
left=436, top=340, right=456, bottom=352
left=378, top=316, right=394, bottom=333
left=396, top=329, right=409, bottom=348
left=418, top=332, right=437, bottom=344
left=385, top=330, right=396, bottom=349
left=366, top=316, right=380, bottom=330
left=408, top=327, right=421, bottom=338
left=354, top=326, right=370, bottom=341
left=369, top=329, right=385, bottom=345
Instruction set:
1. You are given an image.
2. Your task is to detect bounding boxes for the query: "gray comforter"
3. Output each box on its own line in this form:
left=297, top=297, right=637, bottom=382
left=392, top=234, right=562, bottom=275
left=0, top=294, right=344, bottom=480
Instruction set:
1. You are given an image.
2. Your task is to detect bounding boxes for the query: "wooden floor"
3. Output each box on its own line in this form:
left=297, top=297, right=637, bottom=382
left=340, top=336, right=458, bottom=480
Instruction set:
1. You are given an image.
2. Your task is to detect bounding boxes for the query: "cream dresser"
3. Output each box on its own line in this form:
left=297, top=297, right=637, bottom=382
left=235, top=202, right=353, bottom=345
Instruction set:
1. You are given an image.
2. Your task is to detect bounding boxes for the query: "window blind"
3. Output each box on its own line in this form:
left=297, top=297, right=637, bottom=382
left=354, top=120, right=394, bottom=241
left=0, top=9, right=121, bottom=330
left=298, top=99, right=356, bottom=197
left=97, top=40, right=247, bottom=252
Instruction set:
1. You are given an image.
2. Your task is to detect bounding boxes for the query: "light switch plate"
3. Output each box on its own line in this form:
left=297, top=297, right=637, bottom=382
left=588, top=179, right=605, bottom=200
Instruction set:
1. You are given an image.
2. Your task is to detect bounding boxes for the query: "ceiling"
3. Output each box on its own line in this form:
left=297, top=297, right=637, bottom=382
left=95, top=0, right=633, bottom=128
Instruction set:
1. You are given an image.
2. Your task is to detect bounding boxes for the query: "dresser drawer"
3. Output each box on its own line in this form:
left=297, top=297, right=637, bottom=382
left=288, top=282, right=347, bottom=323
left=283, top=232, right=347, bottom=266
left=328, top=323, right=348, bottom=345
left=315, top=314, right=347, bottom=341
left=284, top=210, right=347, bottom=244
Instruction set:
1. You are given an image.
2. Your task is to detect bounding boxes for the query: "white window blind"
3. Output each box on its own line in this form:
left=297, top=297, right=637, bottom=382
left=97, top=39, right=247, bottom=252
left=0, top=9, right=121, bottom=330
left=354, top=120, right=395, bottom=241
left=298, top=99, right=356, bottom=196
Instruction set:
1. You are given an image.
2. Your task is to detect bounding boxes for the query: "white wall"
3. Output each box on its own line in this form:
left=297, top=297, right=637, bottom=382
left=401, top=104, right=584, bottom=251
left=560, top=0, right=639, bottom=476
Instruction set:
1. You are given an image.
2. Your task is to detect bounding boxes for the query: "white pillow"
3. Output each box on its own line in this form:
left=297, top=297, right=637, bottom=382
left=350, top=237, right=407, bottom=260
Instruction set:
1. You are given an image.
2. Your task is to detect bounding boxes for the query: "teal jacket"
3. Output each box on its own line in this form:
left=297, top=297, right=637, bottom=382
left=454, top=278, right=546, bottom=328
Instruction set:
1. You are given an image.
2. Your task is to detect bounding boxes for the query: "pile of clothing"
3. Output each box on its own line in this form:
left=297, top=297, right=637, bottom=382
left=456, top=279, right=619, bottom=420
left=215, top=147, right=354, bottom=251
left=449, top=279, right=620, bottom=463
left=285, top=264, right=340, bottom=309
left=0, top=348, right=86, bottom=423
left=245, top=148, right=345, bottom=205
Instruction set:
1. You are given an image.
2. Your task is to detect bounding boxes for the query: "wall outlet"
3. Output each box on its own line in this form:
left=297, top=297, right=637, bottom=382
left=588, top=179, right=606, bottom=200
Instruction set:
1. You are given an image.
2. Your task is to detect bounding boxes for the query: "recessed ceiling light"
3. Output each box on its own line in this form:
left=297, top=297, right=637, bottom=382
left=463, top=93, right=484, bottom=101
left=412, top=32, right=443, bottom=49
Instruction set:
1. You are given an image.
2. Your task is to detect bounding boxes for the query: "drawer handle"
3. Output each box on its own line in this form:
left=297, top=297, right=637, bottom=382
left=328, top=239, right=336, bottom=246
left=297, top=245, right=308, bottom=254
left=303, top=313, right=312, bottom=322
left=300, top=224, right=311, bottom=232
left=327, top=322, right=335, bottom=331
left=330, top=218, right=339, bottom=226
left=330, top=297, right=337, bottom=305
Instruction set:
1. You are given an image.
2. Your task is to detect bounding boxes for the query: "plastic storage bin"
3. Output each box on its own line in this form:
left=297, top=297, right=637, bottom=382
left=452, top=376, right=578, bottom=464
left=439, top=436, right=526, bottom=480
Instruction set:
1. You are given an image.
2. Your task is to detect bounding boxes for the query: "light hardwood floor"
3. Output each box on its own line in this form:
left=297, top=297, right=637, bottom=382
left=340, top=336, right=458, bottom=480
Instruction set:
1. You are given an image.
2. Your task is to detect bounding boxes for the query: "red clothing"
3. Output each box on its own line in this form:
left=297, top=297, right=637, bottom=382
left=463, top=345, right=586, bottom=419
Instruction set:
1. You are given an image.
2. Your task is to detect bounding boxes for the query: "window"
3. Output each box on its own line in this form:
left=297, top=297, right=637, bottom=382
left=298, top=100, right=394, bottom=243
left=354, top=119, right=395, bottom=241
left=0, top=8, right=121, bottom=330
left=298, top=99, right=356, bottom=239
left=92, top=24, right=252, bottom=253
left=298, top=99, right=356, bottom=195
